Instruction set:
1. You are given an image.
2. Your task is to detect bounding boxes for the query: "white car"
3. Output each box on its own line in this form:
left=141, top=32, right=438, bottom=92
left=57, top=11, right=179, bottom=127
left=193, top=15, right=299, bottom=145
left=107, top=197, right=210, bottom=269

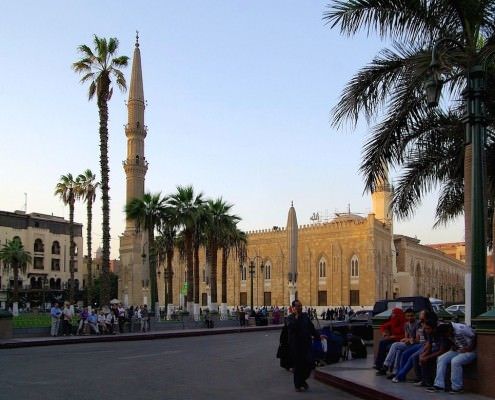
left=446, top=304, right=465, bottom=314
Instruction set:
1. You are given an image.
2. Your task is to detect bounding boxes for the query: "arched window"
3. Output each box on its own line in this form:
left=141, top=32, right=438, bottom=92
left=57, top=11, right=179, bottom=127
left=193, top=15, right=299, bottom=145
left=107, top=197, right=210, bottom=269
left=34, top=239, right=44, bottom=253
left=241, top=265, right=247, bottom=281
left=12, top=236, right=22, bottom=245
left=319, top=258, right=327, bottom=278
left=52, top=241, right=60, bottom=255
left=351, top=255, right=359, bottom=278
left=264, top=262, right=271, bottom=280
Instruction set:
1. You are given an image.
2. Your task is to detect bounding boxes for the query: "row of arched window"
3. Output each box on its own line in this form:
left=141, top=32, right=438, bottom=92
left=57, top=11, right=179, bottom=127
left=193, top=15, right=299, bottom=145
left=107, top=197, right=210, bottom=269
left=30, top=239, right=77, bottom=255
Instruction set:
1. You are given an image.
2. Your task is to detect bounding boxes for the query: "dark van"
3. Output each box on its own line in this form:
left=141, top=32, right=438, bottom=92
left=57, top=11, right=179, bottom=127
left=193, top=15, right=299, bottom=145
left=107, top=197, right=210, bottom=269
left=372, top=296, right=433, bottom=316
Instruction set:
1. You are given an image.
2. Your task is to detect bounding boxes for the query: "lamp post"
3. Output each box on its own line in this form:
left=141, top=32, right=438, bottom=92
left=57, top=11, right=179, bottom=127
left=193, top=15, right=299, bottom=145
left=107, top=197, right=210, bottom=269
left=42, top=277, right=48, bottom=311
left=240, top=255, right=264, bottom=311
left=426, top=39, right=487, bottom=318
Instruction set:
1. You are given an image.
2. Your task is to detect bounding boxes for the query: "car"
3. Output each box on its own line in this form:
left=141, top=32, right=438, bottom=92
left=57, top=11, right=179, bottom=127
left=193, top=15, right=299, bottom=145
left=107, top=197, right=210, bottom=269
left=328, top=309, right=374, bottom=341
left=446, top=304, right=465, bottom=314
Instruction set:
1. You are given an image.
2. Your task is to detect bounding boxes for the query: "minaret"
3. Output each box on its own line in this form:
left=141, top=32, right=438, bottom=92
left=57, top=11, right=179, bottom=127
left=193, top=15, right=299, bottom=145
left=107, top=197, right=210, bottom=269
left=371, top=173, right=392, bottom=226
left=286, top=202, right=298, bottom=304
left=123, top=31, right=148, bottom=232
left=119, top=32, right=149, bottom=307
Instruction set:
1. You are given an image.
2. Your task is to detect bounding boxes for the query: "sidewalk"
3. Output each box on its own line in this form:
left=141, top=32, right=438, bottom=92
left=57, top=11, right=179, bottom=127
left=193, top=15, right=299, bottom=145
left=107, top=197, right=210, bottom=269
left=314, top=357, right=490, bottom=400
left=0, top=324, right=282, bottom=349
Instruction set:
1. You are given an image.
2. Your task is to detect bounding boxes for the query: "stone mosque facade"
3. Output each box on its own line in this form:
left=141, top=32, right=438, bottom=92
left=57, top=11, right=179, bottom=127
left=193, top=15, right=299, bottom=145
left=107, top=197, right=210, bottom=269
left=118, top=38, right=466, bottom=309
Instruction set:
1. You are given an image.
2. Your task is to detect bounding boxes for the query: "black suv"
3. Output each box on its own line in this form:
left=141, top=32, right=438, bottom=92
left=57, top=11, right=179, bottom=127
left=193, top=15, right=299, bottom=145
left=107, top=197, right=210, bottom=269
left=372, top=296, right=434, bottom=316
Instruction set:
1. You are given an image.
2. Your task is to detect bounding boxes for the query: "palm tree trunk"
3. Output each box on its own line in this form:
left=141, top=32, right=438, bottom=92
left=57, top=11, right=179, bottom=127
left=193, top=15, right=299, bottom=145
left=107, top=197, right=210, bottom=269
left=185, top=231, right=194, bottom=310
left=210, top=240, right=218, bottom=306
left=69, top=199, right=75, bottom=303
left=148, top=230, right=158, bottom=307
left=12, top=262, right=19, bottom=303
left=86, top=199, right=93, bottom=305
left=221, top=247, right=229, bottom=304
left=193, top=242, right=200, bottom=304
left=166, top=248, right=174, bottom=305
left=98, top=80, right=111, bottom=307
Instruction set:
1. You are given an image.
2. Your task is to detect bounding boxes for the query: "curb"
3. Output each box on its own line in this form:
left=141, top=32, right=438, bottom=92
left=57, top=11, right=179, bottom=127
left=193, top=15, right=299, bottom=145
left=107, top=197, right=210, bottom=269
left=0, top=324, right=282, bottom=349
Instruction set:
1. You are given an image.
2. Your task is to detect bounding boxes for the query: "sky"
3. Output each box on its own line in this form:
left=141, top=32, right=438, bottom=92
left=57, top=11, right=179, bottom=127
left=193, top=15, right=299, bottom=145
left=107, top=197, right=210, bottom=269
left=0, top=1, right=463, bottom=258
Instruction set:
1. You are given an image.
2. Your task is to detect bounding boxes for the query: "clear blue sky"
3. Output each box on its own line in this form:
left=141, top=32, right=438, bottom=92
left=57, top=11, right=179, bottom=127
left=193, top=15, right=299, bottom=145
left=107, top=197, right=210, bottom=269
left=0, top=1, right=463, bottom=258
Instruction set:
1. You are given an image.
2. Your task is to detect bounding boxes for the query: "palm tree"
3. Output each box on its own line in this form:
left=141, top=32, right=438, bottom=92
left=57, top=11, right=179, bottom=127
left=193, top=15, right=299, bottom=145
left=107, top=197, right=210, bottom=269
left=157, top=211, right=177, bottom=311
left=220, top=225, right=246, bottom=307
left=77, top=169, right=100, bottom=305
left=125, top=192, right=168, bottom=307
left=325, top=1, right=495, bottom=285
left=0, top=238, right=31, bottom=306
left=73, top=35, right=129, bottom=306
left=192, top=203, right=209, bottom=309
left=55, top=173, right=78, bottom=302
left=205, top=198, right=240, bottom=311
left=167, top=185, right=205, bottom=312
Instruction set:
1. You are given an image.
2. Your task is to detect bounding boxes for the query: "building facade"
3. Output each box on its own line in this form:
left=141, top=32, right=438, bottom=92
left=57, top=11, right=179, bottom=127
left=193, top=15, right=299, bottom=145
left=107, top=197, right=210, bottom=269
left=0, top=210, right=84, bottom=308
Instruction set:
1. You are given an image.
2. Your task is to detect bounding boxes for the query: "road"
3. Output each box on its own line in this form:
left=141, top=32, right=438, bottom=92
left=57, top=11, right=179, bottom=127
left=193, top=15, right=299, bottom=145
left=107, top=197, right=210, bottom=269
left=0, top=330, right=357, bottom=400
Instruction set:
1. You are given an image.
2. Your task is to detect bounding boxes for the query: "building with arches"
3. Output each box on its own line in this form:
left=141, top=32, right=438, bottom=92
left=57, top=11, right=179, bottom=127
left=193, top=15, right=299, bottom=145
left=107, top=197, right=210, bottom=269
left=0, top=210, right=83, bottom=308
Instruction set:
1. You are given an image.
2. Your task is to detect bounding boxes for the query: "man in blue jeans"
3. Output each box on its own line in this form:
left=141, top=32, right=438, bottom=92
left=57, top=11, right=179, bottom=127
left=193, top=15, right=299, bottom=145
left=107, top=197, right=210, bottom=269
left=427, top=322, right=476, bottom=394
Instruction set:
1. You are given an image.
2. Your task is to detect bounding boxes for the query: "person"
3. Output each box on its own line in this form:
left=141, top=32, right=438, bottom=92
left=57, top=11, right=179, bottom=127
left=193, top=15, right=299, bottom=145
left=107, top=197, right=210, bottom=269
left=374, top=308, right=405, bottom=372
left=141, top=304, right=149, bottom=332
left=378, top=308, right=419, bottom=377
left=62, top=302, right=73, bottom=336
left=117, top=303, right=126, bottom=333
left=239, top=307, right=246, bottom=327
left=427, top=322, right=476, bottom=394
left=287, top=299, right=320, bottom=392
left=76, top=306, right=89, bottom=335
left=87, top=310, right=99, bottom=334
left=277, top=318, right=292, bottom=370
left=50, top=302, right=61, bottom=337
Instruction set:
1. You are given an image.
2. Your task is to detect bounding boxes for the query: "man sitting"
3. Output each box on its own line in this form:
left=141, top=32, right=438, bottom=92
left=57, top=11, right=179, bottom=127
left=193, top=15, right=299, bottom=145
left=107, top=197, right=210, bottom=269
left=427, top=322, right=476, bottom=394
left=87, top=310, right=99, bottom=334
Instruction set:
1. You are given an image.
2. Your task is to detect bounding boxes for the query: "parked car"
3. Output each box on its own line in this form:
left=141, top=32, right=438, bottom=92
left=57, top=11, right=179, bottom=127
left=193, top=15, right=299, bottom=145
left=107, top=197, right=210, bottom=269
left=329, top=309, right=373, bottom=341
left=446, top=304, right=465, bottom=314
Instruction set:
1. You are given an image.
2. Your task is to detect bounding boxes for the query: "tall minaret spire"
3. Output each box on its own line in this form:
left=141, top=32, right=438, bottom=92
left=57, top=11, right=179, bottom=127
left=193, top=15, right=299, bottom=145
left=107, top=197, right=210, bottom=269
left=123, top=32, right=148, bottom=232
left=286, top=202, right=298, bottom=304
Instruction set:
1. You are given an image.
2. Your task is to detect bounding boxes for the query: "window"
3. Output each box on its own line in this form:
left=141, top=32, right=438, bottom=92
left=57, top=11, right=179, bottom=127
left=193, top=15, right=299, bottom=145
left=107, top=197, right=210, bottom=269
left=51, top=241, right=60, bottom=255
left=202, top=268, right=206, bottom=283
left=34, top=256, right=44, bottom=270
left=241, top=265, right=247, bottom=281
left=51, top=259, right=60, bottom=271
left=350, top=290, right=360, bottom=306
left=319, top=258, right=326, bottom=278
left=263, top=292, right=271, bottom=306
left=318, top=291, right=327, bottom=306
left=34, top=239, right=44, bottom=253
left=202, top=293, right=208, bottom=306
left=351, top=255, right=359, bottom=278
left=264, top=263, right=271, bottom=280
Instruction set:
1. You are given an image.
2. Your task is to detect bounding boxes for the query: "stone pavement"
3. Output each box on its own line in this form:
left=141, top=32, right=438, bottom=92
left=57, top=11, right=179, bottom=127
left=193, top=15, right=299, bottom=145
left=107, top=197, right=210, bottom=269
left=0, top=324, right=282, bottom=349
left=314, top=356, right=491, bottom=400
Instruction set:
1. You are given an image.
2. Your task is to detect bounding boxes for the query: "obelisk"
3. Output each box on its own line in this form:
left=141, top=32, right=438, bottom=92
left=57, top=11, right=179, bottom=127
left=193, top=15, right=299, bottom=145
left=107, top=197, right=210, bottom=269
left=286, top=202, right=298, bottom=305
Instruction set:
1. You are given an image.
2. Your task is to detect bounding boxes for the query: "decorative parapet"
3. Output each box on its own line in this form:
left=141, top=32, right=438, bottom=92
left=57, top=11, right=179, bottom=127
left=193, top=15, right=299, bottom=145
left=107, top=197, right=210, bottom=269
left=124, top=123, right=148, bottom=138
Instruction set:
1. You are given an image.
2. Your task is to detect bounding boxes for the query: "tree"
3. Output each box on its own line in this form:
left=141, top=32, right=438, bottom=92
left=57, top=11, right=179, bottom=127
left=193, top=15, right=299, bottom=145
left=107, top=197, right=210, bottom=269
left=325, top=1, right=495, bottom=284
left=125, top=192, right=168, bottom=307
left=55, top=173, right=78, bottom=302
left=0, top=238, right=32, bottom=304
left=77, top=169, right=100, bottom=305
left=205, top=198, right=240, bottom=309
left=73, top=35, right=129, bottom=306
left=167, top=185, right=205, bottom=311
left=220, top=225, right=246, bottom=306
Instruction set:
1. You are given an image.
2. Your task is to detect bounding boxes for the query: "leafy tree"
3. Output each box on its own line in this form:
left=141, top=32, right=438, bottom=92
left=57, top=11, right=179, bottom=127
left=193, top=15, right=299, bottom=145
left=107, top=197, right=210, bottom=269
left=55, top=173, right=78, bottom=302
left=0, top=238, right=32, bottom=303
left=167, top=185, right=205, bottom=310
left=77, top=169, right=100, bottom=305
left=73, top=36, right=129, bottom=306
left=125, top=192, right=168, bottom=307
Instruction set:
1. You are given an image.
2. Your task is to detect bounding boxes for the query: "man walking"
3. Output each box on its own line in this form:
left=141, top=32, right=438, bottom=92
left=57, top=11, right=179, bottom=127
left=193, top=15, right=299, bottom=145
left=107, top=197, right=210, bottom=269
left=287, top=299, right=319, bottom=392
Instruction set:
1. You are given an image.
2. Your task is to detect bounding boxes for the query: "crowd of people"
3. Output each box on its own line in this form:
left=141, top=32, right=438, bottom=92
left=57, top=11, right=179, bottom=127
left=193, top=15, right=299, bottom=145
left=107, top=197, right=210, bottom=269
left=49, top=301, right=151, bottom=337
left=374, top=307, right=477, bottom=394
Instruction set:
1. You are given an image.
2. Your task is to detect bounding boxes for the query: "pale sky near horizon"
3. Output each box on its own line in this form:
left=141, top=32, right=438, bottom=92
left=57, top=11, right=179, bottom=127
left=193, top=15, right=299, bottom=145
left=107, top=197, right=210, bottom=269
left=0, top=1, right=463, bottom=258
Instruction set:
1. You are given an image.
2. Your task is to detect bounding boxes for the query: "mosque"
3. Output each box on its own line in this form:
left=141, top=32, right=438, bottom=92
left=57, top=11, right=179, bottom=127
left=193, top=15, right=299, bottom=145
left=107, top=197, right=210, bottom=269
left=118, top=38, right=466, bottom=310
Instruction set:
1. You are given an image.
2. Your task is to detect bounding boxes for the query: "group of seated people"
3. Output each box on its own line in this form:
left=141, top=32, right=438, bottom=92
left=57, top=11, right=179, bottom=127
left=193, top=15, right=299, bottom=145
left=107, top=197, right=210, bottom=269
left=374, top=308, right=476, bottom=394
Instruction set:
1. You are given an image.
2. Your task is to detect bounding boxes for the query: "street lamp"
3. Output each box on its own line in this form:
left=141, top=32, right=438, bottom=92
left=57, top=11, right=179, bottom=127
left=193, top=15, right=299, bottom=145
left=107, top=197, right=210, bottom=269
left=240, top=255, right=264, bottom=311
left=426, top=39, right=487, bottom=317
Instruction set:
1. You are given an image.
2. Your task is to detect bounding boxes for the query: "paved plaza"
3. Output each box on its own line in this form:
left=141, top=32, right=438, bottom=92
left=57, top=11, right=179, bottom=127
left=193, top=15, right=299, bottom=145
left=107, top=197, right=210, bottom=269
left=0, top=330, right=354, bottom=400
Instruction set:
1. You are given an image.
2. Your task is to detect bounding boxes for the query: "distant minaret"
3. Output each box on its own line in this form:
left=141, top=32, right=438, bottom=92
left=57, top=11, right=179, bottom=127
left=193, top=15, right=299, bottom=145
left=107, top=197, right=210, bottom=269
left=286, top=202, right=298, bottom=304
left=123, top=31, right=148, bottom=232
left=371, top=173, right=392, bottom=226
left=119, top=32, right=149, bottom=307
